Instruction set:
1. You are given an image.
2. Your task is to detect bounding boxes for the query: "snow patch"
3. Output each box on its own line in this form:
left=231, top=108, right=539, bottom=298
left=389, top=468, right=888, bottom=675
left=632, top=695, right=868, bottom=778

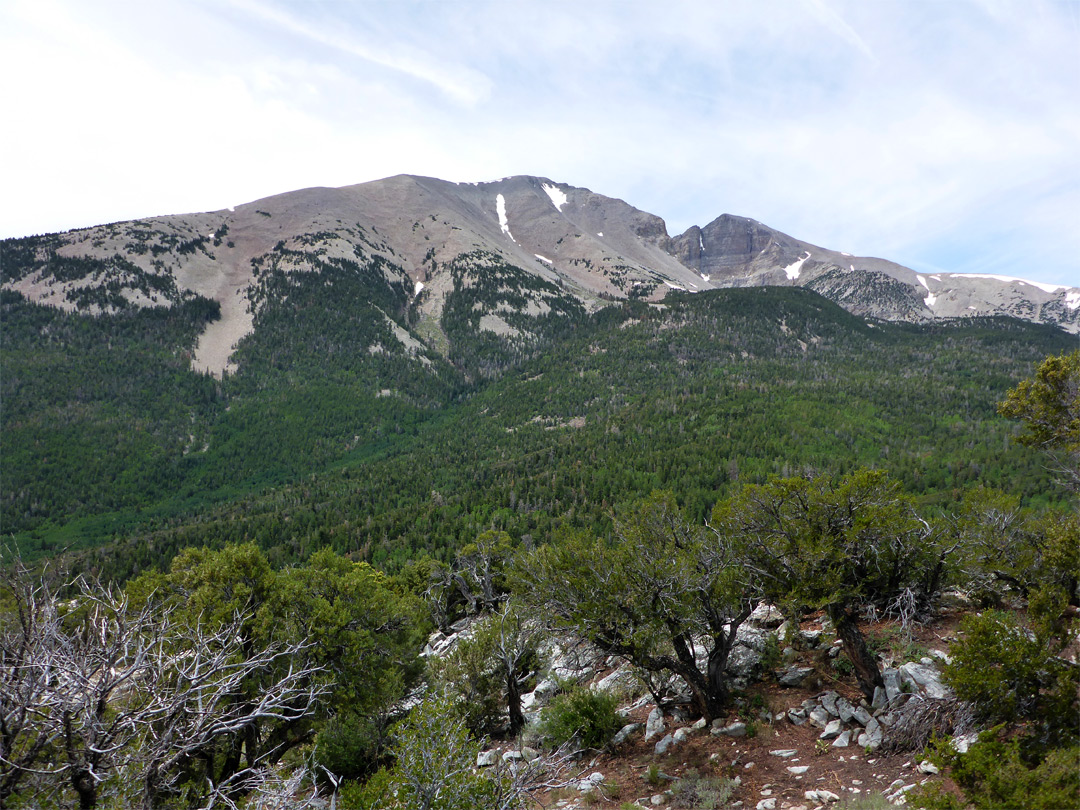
left=597, top=231, right=603, bottom=237
left=917, top=276, right=930, bottom=291
left=664, top=281, right=687, bottom=291
left=542, top=183, right=568, bottom=210
left=930, top=275, right=942, bottom=281
left=534, top=254, right=553, bottom=265
left=414, top=280, right=425, bottom=296
left=699, top=233, right=705, bottom=252
left=947, top=273, right=1067, bottom=294
left=1066, top=291, right=1080, bottom=310
left=495, top=194, right=516, bottom=243
left=841, top=252, right=852, bottom=257
left=783, top=251, right=811, bottom=281
left=227, top=206, right=234, bottom=212
left=701, top=274, right=711, bottom=282
left=924, top=293, right=937, bottom=307
left=967, top=306, right=977, bottom=310
left=850, top=264, right=855, bottom=272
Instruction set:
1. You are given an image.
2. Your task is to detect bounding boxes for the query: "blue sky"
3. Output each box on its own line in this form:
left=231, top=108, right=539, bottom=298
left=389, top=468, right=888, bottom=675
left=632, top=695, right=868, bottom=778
left=2, top=0, right=1078, bottom=287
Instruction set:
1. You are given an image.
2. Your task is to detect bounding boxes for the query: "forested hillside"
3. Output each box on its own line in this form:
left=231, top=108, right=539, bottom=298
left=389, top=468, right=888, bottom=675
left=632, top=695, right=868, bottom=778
left=3, top=264, right=1073, bottom=580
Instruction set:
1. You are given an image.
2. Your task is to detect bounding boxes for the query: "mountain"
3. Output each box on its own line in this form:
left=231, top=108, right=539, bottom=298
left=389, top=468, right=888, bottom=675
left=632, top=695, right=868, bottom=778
left=2, top=175, right=1077, bottom=572
left=3, top=175, right=1077, bottom=379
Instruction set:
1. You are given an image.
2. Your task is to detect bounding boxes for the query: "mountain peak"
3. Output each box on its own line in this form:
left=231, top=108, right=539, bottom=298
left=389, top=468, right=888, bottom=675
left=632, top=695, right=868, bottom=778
left=3, top=173, right=1076, bottom=377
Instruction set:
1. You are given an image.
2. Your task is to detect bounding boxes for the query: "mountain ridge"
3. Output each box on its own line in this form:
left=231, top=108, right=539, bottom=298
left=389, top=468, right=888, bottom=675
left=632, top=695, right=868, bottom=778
left=3, top=174, right=1077, bottom=379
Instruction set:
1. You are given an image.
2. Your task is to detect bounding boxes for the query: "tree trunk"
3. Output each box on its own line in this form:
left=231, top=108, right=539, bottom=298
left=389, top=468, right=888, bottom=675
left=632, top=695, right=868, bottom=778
left=73, top=768, right=97, bottom=809
left=506, top=668, right=524, bottom=737
left=830, top=606, right=884, bottom=700
left=704, top=640, right=731, bottom=718
left=670, top=631, right=726, bottom=723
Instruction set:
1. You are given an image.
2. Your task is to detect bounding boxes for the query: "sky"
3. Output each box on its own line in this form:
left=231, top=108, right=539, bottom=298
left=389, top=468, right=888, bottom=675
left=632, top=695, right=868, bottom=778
left=2, top=0, right=1079, bottom=287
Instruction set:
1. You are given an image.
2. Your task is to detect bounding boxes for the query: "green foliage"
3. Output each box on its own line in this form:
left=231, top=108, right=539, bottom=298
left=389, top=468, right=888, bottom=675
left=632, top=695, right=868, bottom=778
left=952, top=486, right=1079, bottom=603
left=917, top=731, right=1080, bottom=810
left=865, top=625, right=927, bottom=665
left=760, top=632, right=782, bottom=673
left=339, top=767, right=395, bottom=810
left=715, top=470, right=939, bottom=618
left=668, top=770, right=735, bottom=809
left=998, top=349, right=1079, bottom=456
left=384, top=695, right=515, bottom=810
left=431, top=622, right=506, bottom=735
left=126, top=543, right=424, bottom=783
left=540, top=686, right=622, bottom=750
left=8, top=268, right=1076, bottom=577
left=715, top=469, right=947, bottom=697
left=316, top=712, right=392, bottom=784
left=943, top=608, right=1079, bottom=739
left=514, top=492, right=754, bottom=720
left=834, top=794, right=898, bottom=810
left=441, top=251, right=585, bottom=379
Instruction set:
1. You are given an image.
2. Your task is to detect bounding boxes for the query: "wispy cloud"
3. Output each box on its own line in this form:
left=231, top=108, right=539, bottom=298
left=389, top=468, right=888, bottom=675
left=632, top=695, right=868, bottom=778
left=223, top=0, right=492, bottom=107
left=0, top=0, right=1076, bottom=286
left=802, top=0, right=877, bottom=63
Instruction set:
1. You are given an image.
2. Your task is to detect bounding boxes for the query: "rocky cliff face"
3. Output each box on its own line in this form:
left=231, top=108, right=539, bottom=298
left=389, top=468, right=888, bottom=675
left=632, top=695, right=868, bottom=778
left=3, top=174, right=1076, bottom=376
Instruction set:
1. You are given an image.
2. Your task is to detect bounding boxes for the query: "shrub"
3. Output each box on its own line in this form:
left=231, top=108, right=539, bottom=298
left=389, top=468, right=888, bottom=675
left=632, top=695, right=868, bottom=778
left=541, top=687, right=622, bottom=749
left=943, top=608, right=1078, bottom=740
left=669, top=770, right=735, bottom=809
left=915, top=730, right=1080, bottom=810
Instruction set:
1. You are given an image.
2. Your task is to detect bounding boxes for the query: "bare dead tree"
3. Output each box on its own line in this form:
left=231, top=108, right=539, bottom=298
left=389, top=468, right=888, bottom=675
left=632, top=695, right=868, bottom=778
left=0, top=558, right=69, bottom=804
left=0, top=555, right=326, bottom=809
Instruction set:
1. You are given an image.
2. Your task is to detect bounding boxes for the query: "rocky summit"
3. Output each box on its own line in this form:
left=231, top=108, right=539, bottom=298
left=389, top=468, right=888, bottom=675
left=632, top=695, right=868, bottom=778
left=3, top=174, right=1077, bottom=377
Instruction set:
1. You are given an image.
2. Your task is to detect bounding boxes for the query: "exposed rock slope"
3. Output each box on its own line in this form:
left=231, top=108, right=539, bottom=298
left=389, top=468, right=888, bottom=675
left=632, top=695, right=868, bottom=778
left=4, top=175, right=1077, bottom=376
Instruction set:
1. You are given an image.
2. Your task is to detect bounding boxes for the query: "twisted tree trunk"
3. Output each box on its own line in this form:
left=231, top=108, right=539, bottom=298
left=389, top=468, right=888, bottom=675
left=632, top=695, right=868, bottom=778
left=830, top=606, right=884, bottom=700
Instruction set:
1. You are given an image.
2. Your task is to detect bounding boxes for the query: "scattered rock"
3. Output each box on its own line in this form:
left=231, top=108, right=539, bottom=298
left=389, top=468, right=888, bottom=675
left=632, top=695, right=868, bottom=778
left=928, top=649, right=952, bottom=666
left=769, top=749, right=798, bottom=758
left=749, top=603, right=785, bottom=628
left=857, top=717, right=883, bottom=750
left=756, top=798, right=777, bottom=810
left=672, top=726, right=695, bottom=744
left=714, top=721, right=748, bottom=737
left=808, top=707, right=831, bottom=728
left=832, top=730, right=852, bottom=748
left=577, top=772, right=605, bottom=791
left=645, top=706, right=666, bottom=742
left=476, top=750, right=498, bottom=767
left=594, top=666, right=636, bottom=694
left=821, top=691, right=840, bottom=717
left=852, top=705, right=874, bottom=727
left=799, top=629, right=823, bottom=648
left=836, top=696, right=856, bottom=722
left=611, top=723, right=642, bottom=747
left=898, top=662, right=950, bottom=699
left=883, top=668, right=903, bottom=703
left=502, top=750, right=523, bottom=762
left=654, top=733, right=674, bottom=755
left=805, top=789, right=840, bottom=803
left=534, top=677, right=559, bottom=698
left=787, top=765, right=810, bottom=775
left=820, top=719, right=843, bottom=739
left=918, top=760, right=940, bottom=774
left=952, top=732, right=978, bottom=754
left=650, top=793, right=667, bottom=806
left=871, top=686, right=888, bottom=711
left=778, top=666, right=815, bottom=687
